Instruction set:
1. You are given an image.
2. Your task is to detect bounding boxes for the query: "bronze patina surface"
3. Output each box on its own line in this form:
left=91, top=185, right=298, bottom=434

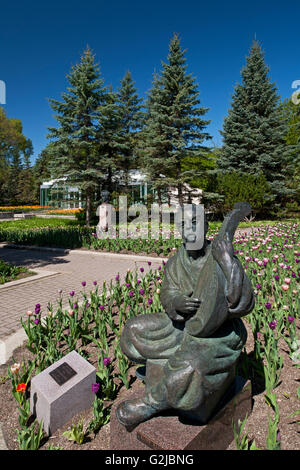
left=116, top=202, right=255, bottom=427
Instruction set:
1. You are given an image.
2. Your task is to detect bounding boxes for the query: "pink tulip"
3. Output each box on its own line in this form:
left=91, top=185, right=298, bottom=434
left=281, top=284, right=289, bottom=291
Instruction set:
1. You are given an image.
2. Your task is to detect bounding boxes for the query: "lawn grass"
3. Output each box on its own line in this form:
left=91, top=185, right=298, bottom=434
left=0, top=217, right=83, bottom=230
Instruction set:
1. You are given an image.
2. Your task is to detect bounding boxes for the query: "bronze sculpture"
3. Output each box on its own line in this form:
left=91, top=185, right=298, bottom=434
left=116, top=202, right=255, bottom=427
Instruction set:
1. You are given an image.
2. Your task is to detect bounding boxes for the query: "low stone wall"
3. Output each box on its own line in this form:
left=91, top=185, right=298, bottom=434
left=0, top=212, right=14, bottom=219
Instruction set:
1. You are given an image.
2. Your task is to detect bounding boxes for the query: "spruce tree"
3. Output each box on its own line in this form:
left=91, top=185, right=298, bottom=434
left=278, top=98, right=300, bottom=205
left=95, top=86, right=122, bottom=198
left=47, top=47, right=108, bottom=225
left=139, top=72, right=174, bottom=206
left=114, top=71, right=144, bottom=196
left=141, top=34, right=211, bottom=206
left=218, top=40, right=291, bottom=206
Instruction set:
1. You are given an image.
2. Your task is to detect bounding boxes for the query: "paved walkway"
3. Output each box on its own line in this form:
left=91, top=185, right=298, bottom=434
left=0, top=245, right=164, bottom=363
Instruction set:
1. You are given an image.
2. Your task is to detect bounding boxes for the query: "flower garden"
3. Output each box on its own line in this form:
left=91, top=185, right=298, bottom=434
left=0, top=220, right=299, bottom=450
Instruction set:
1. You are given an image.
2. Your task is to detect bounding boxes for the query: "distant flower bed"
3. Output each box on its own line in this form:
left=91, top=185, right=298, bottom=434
left=46, top=208, right=83, bottom=215
left=0, top=206, right=51, bottom=212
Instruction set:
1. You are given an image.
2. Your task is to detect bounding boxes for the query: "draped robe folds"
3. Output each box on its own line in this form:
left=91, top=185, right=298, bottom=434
left=120, top=241, right=254, bottom=414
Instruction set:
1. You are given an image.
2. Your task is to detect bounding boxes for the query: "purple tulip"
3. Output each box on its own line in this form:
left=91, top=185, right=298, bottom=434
left=288, top=316, right=295, bottom=324
left=139, top=288, right=145, bottom=295
left=93, top=281, right=97, bottom=286
left=256, top=283, right=261, bottom=290
left=103, top=357, right=111, bottom=366
left=148, top=261, right=152, bottom=266
left=140, top=267, right=144, bottom=273
left=126, top=283, right=131, bottom=288
left=73, top=303, right=78, bottom=309
left=148, top=298, right=153, bottom=305
left=115, top=274, right=120, bottom=281
left=99, top=305, right=105, bottom=310
left=35, top=306, right=41, bottom=315
left=92, top=383, right=100, bottom=394
left=253, top=269, right=257, bottom=275
left=69, top=290, right=75, bottom=297
left=274, top=275, right=280, bottom=281
left=265, top=302, right=272, bottom=310
left=81, top=281, right=86, bottom=287
left=268, top=320, right=277, bottom=330
left=129, top=291, right=134, bottom=297
left=34, top=318, right=40, bottom=325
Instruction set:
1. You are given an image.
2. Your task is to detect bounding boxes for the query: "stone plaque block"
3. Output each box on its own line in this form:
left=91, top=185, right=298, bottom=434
left=30, top=350, right=96, bottom=435
left=110, top=377, right=252, bottom=450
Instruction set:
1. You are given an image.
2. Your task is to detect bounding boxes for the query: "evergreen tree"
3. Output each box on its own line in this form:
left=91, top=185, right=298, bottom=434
left=114, top=71, right=144, bottom=195
left=95, top=86, right=121, bottom=198
left=141, top=34, right=211, bottom=206
left=278, top=98, right=300, bottom=205
left=218, top=40, right=291, bottom=206
left=138, top=72, right=173, bottom=206
left=47, top=47, right=108, bottom=225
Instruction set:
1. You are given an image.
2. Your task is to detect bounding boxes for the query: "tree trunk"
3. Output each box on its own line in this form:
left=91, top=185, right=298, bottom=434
left=85, top=189, right=91, bottom=227
left=157, top=187, right=162, bottom=224
left=178, top=182, right=183, bottom=206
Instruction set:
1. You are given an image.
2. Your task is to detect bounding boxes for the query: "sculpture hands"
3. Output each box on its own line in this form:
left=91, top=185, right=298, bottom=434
left=173, top=290, right=201, bottom=320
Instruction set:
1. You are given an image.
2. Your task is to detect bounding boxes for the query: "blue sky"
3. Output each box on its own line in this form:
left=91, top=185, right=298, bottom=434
left=1, top=0, right=300, bottom=163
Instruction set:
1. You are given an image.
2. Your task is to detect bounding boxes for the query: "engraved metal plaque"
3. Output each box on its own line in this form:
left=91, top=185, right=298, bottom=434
left=49, top=362, right=77, bottom=386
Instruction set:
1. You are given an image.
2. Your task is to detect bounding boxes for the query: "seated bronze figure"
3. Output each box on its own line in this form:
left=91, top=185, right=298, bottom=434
left=116, top=202, right=255, bottom=427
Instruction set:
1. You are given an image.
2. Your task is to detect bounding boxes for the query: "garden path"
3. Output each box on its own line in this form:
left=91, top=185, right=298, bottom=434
left=0, top=246, right=164, bottom=362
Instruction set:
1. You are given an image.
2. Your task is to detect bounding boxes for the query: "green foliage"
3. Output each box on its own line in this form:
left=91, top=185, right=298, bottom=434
left=218, top=40, right=292, bottom=206
left=47, top=47, right=110, bottom=226
left=0, top=259, right=28, bottom=284
left=114, top=71, right=144, bottom=194
left=0, top=225, right=92, bottom=248
left=16, top=419, right=44, bottom=450
left=88, top=398, right=111, bottom=434
left=214, top=171, right=272, bottom=216
left=140, top=34, right=211, bottom=205
left=0, top=106, right=34, bottom=204
left=233, top=414, right=261, bottom=450
left=62, top=418, right=86, bottom=444
left=278, top=99, right=300, bottom=205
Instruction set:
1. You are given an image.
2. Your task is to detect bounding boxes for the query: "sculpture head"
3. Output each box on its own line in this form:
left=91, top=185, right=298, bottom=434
left=101, top=190, right=110, bottom=203
left=176, top=204, right=208, bottom=252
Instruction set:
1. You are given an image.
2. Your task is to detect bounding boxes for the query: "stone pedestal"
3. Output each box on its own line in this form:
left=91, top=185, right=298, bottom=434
left=110, top=377, right=252, bottom=451
left=30, top=350, right=96, bottom=435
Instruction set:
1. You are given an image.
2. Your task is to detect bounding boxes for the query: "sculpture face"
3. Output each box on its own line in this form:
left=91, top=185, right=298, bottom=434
left=176, top=205, right=208, bottom=252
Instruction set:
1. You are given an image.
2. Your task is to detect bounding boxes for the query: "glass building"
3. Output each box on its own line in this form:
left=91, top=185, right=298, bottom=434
left=40, top=178, right=82, bottom=209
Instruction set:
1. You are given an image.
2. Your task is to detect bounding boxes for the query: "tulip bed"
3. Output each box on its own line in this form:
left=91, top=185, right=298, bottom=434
left=1, top=220, right=299, bottom=450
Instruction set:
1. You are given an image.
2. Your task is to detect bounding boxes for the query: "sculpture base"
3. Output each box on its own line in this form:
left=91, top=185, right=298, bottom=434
left=110, top=377, right=252, bottom=450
